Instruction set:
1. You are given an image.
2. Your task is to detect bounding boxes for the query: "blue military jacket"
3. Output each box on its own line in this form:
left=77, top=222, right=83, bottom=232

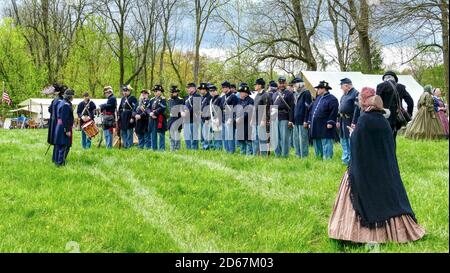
left=308, top=92, right=339, bottom=139
left=293, top=88, right=313, bottom=126
left=54, top=99, right=74, bottom=146
left=168, top=96, right=185, bottom=131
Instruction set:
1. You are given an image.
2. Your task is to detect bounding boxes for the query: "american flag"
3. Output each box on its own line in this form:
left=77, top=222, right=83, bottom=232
left=2, top=85, right=12, bottom=106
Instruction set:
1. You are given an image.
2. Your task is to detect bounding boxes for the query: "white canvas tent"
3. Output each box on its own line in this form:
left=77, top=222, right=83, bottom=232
left=301, top=71, right=424, bottom=109
left=10, top=98, right=111, bottom=124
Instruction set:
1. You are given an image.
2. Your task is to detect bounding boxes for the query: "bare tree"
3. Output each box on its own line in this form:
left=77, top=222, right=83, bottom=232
left=220, top=0, right=324, bottom=72
left=376, top=0, right=449, bottom=104
left=332, top=0, right=373, bottom=73
left=193, top=0, right=227, bottom=84
left=9, top=0, right=88, bottom=83
left=327, top=0, right=357, bottom=71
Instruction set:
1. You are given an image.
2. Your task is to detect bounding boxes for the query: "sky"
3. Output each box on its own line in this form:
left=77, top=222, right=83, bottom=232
left=0, top=0, right=439, bottom=74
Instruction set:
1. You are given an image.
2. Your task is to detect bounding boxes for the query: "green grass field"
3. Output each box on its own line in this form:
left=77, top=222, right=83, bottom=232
left=0, top=129, right=448, bottom=253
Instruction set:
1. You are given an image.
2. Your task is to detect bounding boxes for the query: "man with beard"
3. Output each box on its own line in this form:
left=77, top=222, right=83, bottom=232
left=133, top=89, right=152, bottom=149
left=118, top=84, right=138, bottom=148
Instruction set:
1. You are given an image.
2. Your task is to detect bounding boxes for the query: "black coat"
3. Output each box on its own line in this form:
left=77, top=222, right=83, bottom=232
left=349, top=110, right=417, bottom=228
left=376, top=81, right=414, bottom=129
left=47, top=96, right=63, bottom=145
left=118, top=95, right=138, bottom=130
left=133, top=99, right=151, bottom=134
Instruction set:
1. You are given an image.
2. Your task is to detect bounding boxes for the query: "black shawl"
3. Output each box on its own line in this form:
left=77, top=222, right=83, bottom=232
left=348, top=110, right=417, bottom=228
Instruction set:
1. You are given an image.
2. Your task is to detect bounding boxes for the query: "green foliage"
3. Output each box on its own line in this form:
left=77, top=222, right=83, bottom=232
left=0, top=130, right=448, bottom=253
left=419, top=65, right=446, bottom=95
left=61, top=17, right=120, bottom=98
left=0, top=19, right=47, bottom=105
left=349, top=40, right=384, bottom=73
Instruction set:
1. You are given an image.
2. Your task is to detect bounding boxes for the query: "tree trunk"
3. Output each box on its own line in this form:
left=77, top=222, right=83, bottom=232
left=41, top=0, right=53, bottom=83
left=357, top=0, right=372, bottom=73
left=440, top=0, right=449, bottom=105
left=358, top=32, right=372, bottom=73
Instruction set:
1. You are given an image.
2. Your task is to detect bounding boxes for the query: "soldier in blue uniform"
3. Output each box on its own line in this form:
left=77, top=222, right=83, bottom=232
left=268, top=80, right=278, bottom=95
left=118, top=84, right=137, bottom=149
left=198, top=83, right=212, bottom=150
left=236, top=83, right=254, bottom=155
left=292, top=77, right=313, bottom=158
left=99, top=86, right=117, bottom=149
left=168, top=85, right=185, bottom=151
left=220, top=81, right=239, bottom=153
left=48, top=83, right=66, bottom=162
left=183, top=83, right=201, bottom=150
left=337, top=78, right=360, bottom=165
left=307, top=81, right=339, bottom=160
left=149, top=85, right=167, bottom=151
left=271, top=76, right=295, bottom=158
left=53, top=89, right=75, bottom=166
left=208, top=84, right=223, bottom=150
left=77, top=92, right=96, bottom=149
left=252, top=78, right=272, bottom=156
left=133, top=89, right=151, bottom=149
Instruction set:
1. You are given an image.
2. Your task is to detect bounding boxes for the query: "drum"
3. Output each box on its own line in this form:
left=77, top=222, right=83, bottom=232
left=81, top=120, right=99, bottom=138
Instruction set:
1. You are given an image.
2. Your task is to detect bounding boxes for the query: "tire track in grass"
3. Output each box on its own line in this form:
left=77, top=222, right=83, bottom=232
left=90, top=160, right=220, bottom=253
left=169, top=153, right=308, bottom=203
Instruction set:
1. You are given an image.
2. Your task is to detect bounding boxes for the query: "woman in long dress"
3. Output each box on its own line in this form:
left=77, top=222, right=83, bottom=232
left=405, top=85, right=445, bottom=140
left=432, top=88, right=449, bottom=138
left=328, top=87, right=425, bottom=243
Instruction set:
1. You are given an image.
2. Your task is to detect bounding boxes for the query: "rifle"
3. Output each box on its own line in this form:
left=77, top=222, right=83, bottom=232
left=45, top=144, right=51, bottom=156
left=97, top=113, right=104, bottom=148
left=116, top=109, right=122, bottom=149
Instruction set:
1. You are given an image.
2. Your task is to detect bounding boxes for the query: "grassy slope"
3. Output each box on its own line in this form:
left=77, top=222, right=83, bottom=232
left=0, top=129, right=448, bottom=253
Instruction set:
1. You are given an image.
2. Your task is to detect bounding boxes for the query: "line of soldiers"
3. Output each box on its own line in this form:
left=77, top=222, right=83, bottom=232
left=50, top=70, right=414, bottom=166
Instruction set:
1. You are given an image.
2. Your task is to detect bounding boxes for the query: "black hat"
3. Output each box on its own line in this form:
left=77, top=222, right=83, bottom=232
left=255, top=78, right=266, bottom=86
left=170, top=85, right=180, bottom=93
left=269, top=80, right=278, bottom=88
left=199, top=82, right=208, bottom=90
left=278, top=76, right=287, bottom=83
left=291, top=77, right=304, bottom=84
left=383, top=71, right=398, bottom=83
left=83, top=92, right=90, bottom=97
left=239, top=84, right=251, bottom=94
left=122, top=84, right=133, bottom=91
left=64, top=89, right=75, bottom=96
left=187, top=82, right=196, bottom=88
left=208, top=85, right=218, bottom=91
left=221, top=81, right=231, bottom=88
left=152, top=85, right=164, bottom=92
left=141, top=89, right=150, bottom=94
left=230, top=83, right=237, bottom=89
left=314, top=81, right=332, bottom=90
left=340, top=78, right=352, bottom=85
